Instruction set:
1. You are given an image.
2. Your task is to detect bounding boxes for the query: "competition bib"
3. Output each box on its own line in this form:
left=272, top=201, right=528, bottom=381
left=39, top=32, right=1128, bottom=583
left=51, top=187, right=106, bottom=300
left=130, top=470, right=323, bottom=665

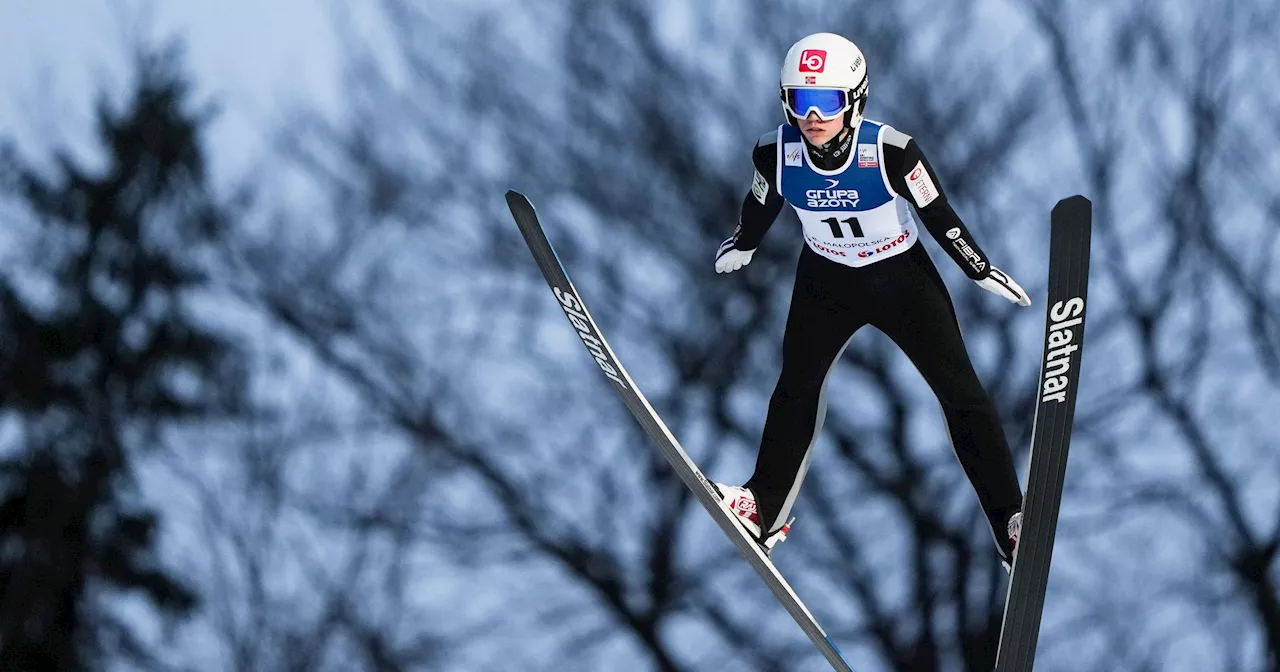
left=776, top=120, right=918, bottom=267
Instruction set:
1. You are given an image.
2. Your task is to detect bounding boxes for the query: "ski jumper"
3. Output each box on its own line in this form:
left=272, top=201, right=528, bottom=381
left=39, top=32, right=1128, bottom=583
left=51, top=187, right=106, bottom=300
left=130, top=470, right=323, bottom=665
left=731, top=119, right=1024, bottom=558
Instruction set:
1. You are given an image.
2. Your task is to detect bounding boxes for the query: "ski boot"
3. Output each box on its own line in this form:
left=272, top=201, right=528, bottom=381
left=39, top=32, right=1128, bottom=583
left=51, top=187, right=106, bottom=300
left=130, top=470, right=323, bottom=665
left=1002, top=510, right=1023, bottom=573
left=712, top=483, right=793, bottom=556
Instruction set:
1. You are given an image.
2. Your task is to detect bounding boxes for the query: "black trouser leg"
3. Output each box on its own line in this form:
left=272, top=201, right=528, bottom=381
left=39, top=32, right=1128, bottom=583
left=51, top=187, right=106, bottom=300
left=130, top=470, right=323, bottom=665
left=745, top=247, right=867, bottom=533
left=871, top=248, right=1024, bottom=556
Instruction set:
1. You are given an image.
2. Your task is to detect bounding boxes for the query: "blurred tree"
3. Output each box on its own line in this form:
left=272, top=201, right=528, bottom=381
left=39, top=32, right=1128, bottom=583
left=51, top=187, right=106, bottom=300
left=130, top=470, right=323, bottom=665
left=0, top=44, right=246, bottom=671
left=1025, top=0, right=1280, bottom=670
left=118, top=1, right=1280, bottom=671
left=221, top=1, right=1044, bottom=670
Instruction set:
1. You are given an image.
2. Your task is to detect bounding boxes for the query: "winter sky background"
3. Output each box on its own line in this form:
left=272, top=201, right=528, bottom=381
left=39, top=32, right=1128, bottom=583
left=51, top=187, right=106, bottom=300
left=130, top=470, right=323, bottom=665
left=3, top=1, right=1278, bottom=670
left=0, top=0, right=343, bottom=189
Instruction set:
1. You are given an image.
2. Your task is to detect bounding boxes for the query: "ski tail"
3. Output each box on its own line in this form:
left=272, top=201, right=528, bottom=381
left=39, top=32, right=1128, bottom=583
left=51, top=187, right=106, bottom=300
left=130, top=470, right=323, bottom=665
left=995, top=194, right=1093, bottom=672
left=505, top=190, right=856, bottom=672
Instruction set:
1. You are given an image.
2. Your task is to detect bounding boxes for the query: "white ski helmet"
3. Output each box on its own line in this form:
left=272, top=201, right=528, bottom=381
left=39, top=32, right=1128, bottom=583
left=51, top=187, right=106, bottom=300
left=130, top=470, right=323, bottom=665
left=779, top=33, right=869, bottom=130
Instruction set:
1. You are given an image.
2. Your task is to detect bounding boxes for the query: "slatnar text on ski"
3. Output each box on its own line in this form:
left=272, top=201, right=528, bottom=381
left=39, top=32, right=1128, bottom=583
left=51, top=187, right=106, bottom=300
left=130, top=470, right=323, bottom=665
left=1040, top=297, right=1084, bottom=404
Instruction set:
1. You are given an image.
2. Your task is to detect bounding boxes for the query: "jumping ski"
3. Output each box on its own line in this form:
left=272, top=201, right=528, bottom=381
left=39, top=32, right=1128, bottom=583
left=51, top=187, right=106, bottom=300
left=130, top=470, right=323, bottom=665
left=505, top=190, right=856, bottom=672
left=995, top=194, right=1093, bottom=672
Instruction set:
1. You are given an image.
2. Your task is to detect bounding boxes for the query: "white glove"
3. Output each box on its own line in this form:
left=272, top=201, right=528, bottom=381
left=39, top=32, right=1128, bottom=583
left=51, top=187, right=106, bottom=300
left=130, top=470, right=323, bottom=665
left=976, top=267, right=1031, bottom=306
left=715, top=238, right=755, bottom=274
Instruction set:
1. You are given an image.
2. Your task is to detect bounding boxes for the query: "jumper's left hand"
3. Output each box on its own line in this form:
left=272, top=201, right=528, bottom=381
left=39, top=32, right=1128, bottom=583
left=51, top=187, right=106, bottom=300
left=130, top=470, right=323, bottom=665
left=976, top=267, right=1031, bottom=306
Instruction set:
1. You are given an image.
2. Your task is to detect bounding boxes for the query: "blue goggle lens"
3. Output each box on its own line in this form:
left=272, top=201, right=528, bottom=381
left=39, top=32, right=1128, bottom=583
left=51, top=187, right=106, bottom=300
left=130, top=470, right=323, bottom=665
left=785, top=88, right=849, bottom=120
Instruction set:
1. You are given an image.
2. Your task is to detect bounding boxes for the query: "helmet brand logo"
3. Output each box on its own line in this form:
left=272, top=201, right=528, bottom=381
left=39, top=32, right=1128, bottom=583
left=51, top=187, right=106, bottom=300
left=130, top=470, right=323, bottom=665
left=799, top=49, right=826, bottom=73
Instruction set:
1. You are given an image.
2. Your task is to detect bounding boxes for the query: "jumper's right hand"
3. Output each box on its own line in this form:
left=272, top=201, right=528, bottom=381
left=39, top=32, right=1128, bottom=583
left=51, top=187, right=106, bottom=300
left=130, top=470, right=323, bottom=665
left=715, top=238, right=756, bottom=274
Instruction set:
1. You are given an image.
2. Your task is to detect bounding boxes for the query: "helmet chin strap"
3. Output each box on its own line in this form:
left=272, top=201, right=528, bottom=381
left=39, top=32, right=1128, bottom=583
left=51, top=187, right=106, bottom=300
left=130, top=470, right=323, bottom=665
left=803, top=125, right=856, bottom=171
left=816, top=127, right=850, bottom=150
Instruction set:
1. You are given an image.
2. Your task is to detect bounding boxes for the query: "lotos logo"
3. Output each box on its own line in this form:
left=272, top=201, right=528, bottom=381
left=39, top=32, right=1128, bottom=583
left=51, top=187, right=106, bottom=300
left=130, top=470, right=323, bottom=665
left=806, top=235, right=848, bottom=256
left=857, top=230, right=912, bottom=258
left=799, top=49, right=827, bottom=72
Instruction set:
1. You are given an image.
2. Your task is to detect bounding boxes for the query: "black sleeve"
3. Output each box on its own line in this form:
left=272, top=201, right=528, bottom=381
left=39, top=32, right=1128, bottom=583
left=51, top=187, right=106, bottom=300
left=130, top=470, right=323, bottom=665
left=731, top=132, right=786, bottom=251
left=882, top=130, right=993, bottom=280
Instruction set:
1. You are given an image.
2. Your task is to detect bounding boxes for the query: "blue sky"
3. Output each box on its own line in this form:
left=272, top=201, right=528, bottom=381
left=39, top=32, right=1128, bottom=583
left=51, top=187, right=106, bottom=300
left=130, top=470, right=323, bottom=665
left=0, top=0, right=343, bottom=188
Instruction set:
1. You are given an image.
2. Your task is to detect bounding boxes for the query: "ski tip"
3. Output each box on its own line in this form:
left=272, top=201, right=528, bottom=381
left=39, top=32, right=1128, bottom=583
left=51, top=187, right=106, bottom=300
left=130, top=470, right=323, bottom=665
left=1052, top=194, right=1092, bottom=212
left=505, top=190, right=537, bottom=222
left=1051, top=194, right=1093, bottom=229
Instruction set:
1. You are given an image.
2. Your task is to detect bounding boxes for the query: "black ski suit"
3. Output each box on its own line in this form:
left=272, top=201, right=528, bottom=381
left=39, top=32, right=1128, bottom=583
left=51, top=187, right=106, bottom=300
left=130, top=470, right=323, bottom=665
left=728, top=119, right=1024, bottom=561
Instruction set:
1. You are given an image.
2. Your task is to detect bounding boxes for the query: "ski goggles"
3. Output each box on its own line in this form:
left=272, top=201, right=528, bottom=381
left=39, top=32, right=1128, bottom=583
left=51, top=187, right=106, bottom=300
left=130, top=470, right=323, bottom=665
left=783, top=87, right=851, bottom=121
